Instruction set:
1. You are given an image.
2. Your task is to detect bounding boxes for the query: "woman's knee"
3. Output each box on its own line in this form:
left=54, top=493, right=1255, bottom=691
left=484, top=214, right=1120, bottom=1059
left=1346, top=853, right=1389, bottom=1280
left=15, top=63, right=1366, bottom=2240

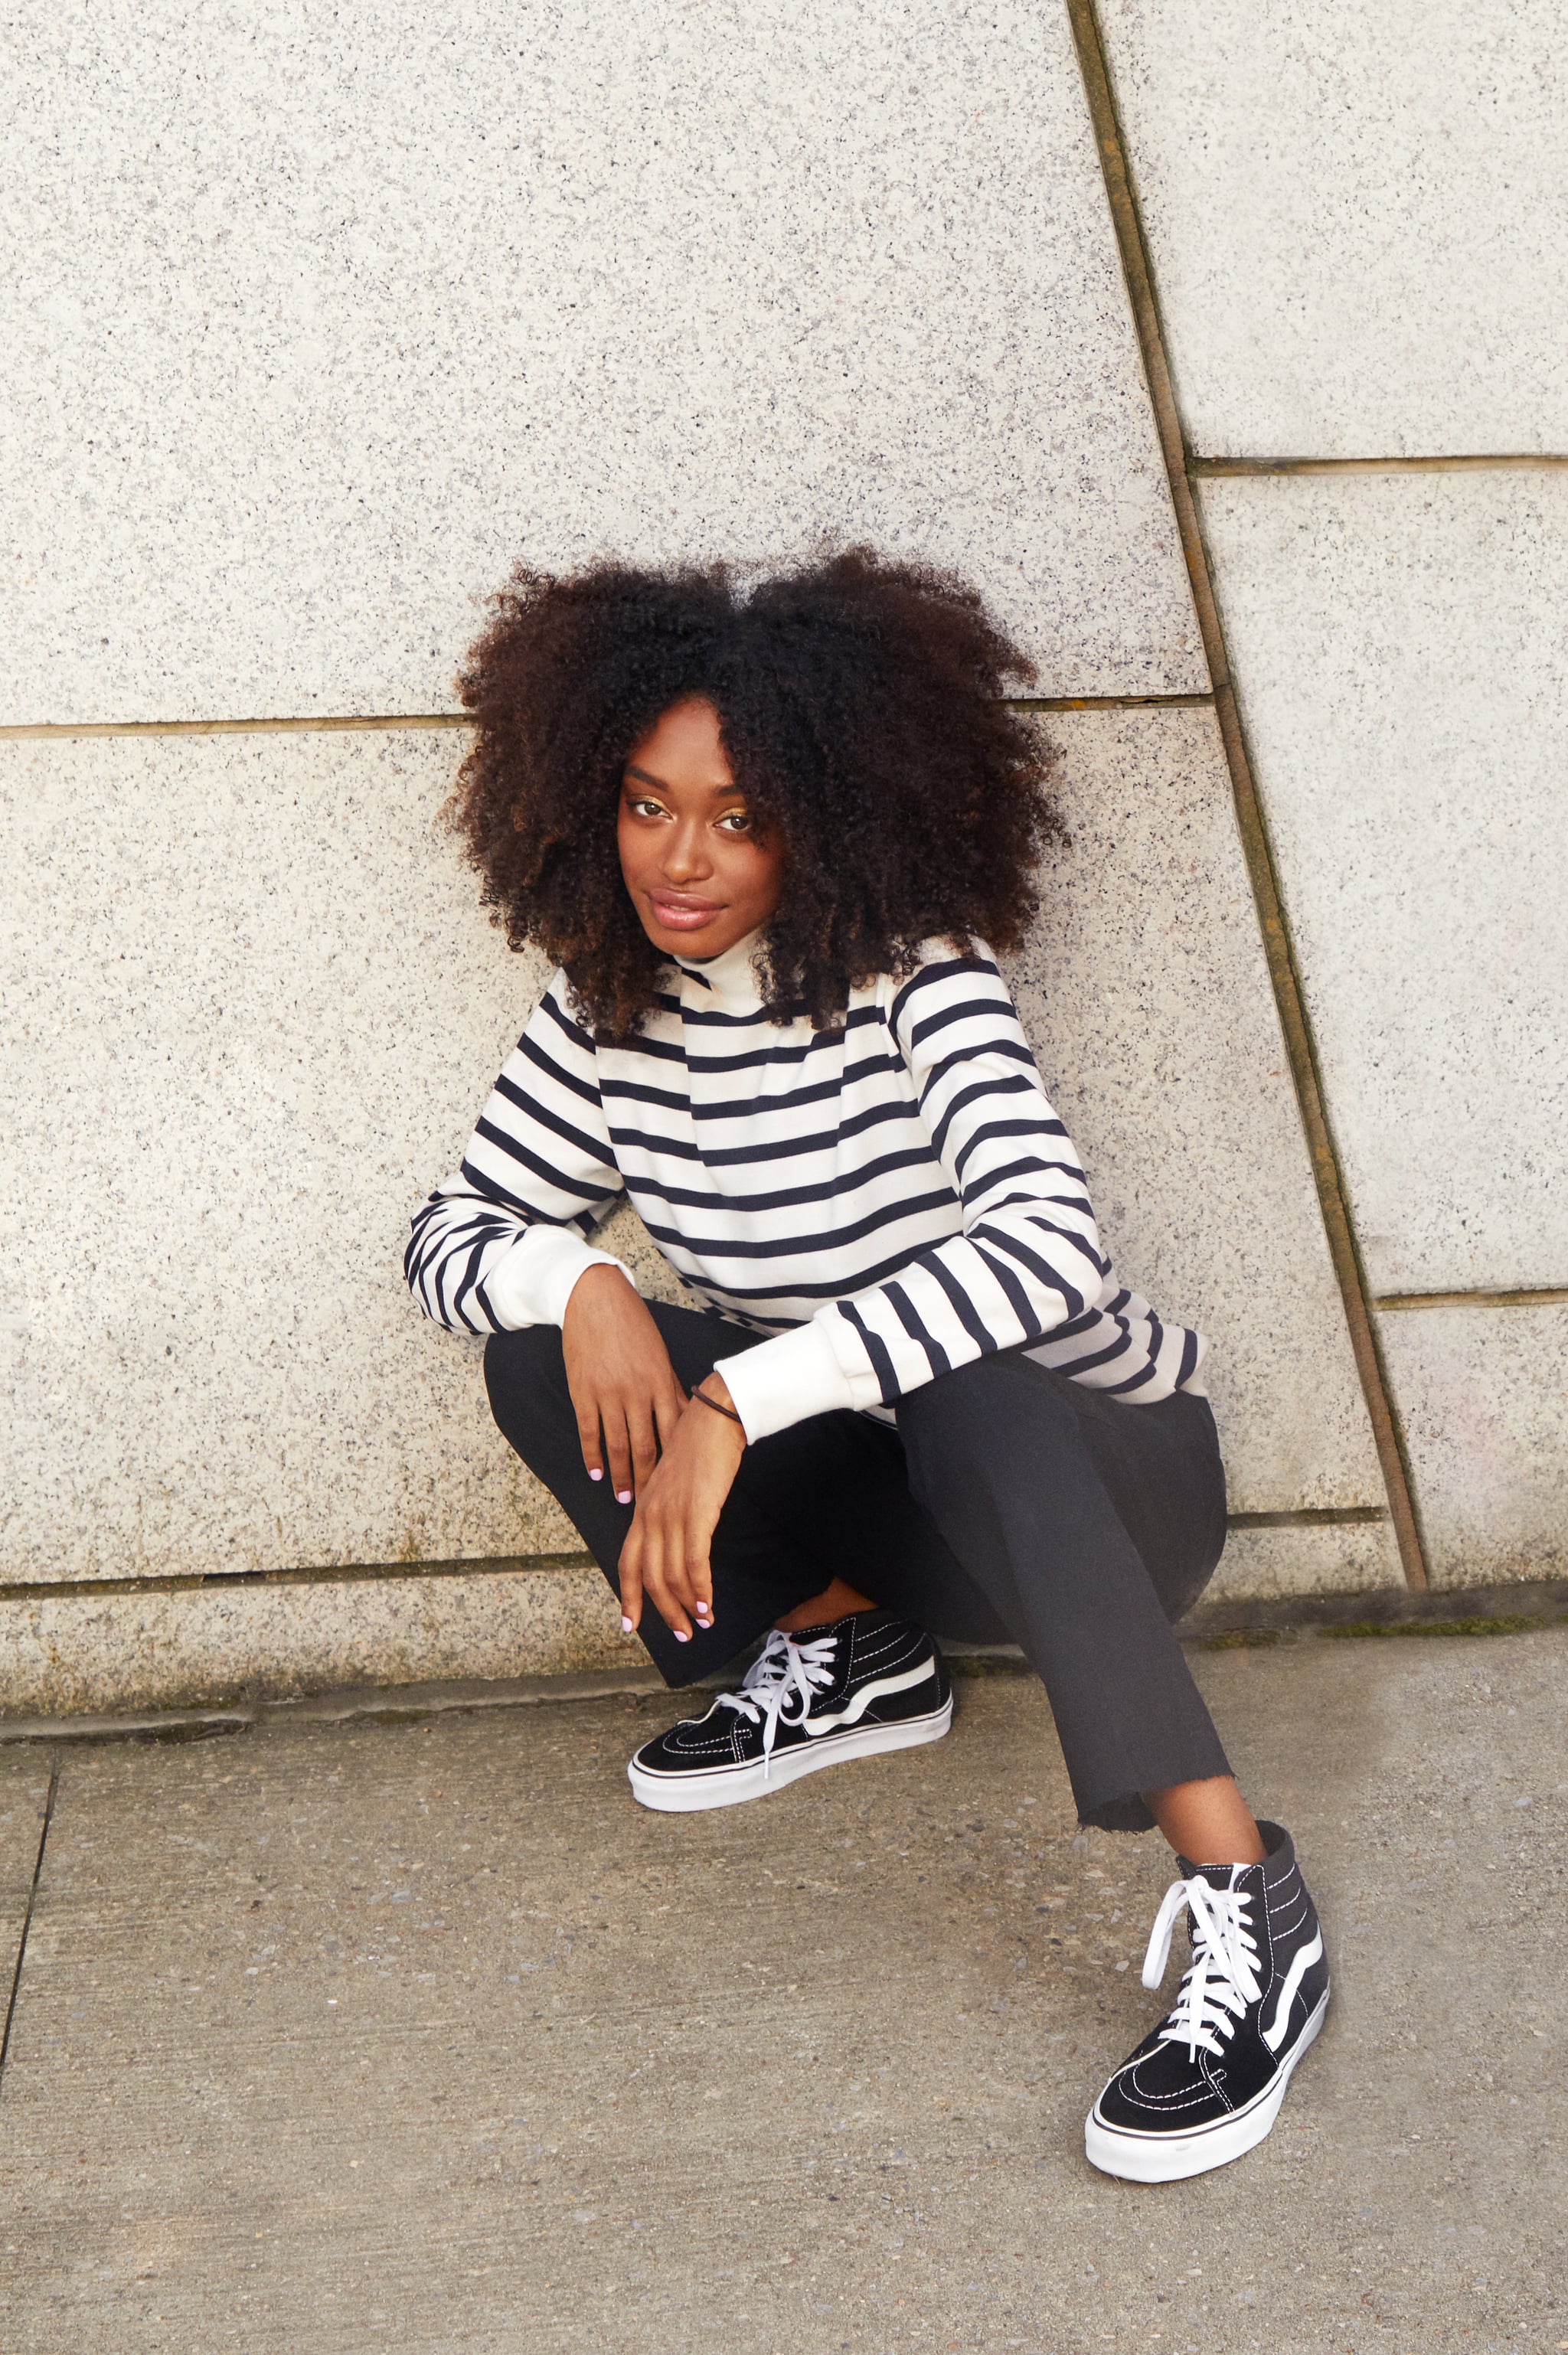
left=898, top=1347, right=1076, bottom=1463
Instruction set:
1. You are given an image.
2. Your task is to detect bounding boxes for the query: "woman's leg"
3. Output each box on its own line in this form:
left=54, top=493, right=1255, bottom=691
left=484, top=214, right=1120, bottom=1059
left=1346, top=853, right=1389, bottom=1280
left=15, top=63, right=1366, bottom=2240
left=894, top=1354, right=1328, bottom=2180
left=896, top=1350, right=1236, bottom=1837
left=1145, top=1776, right=1266, bottom=1864
left=484, top=1304, right=965, bottom=1685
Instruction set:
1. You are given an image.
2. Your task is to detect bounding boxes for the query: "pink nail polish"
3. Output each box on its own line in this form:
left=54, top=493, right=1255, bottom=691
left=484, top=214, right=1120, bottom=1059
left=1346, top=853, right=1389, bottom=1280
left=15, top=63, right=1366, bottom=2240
left=621, top=1615, right=633, bottom=1634
left=616, top=1490, right=632, bottom=1505
left=674, top=1630, right=690, bottom=1644
left=588, top=1468, right=603, bottom=1481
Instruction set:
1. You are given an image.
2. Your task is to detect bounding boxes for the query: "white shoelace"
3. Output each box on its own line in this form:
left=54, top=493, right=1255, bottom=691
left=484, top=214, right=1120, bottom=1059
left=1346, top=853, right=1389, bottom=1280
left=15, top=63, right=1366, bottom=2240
left=714, top=1628, right=840, bottom=1778
left=1141, top=1869, right=1263, bottom=2060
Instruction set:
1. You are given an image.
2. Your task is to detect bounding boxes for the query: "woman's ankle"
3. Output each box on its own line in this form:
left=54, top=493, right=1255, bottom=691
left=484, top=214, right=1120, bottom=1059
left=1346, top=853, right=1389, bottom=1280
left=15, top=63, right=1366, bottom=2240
left=1144, top=1775, right=1268, bottom=1867
left=774, top=1578, right=877, bottom=1634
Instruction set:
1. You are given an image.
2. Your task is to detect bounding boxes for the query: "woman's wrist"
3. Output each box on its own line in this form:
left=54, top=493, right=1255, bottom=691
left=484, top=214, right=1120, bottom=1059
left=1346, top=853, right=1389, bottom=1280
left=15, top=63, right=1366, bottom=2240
left=693, top=1373, right=744, bottom=1430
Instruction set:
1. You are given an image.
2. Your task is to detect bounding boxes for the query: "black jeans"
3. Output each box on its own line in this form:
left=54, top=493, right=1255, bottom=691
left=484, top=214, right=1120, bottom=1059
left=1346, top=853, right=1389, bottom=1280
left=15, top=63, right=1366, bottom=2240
left=485, top=1302, right=1231, bottom=1832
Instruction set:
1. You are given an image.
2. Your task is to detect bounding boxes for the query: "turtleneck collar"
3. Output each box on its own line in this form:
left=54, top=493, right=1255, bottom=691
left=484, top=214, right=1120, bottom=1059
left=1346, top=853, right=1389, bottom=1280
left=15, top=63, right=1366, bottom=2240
left=672, top=926, right=768, bottom=1011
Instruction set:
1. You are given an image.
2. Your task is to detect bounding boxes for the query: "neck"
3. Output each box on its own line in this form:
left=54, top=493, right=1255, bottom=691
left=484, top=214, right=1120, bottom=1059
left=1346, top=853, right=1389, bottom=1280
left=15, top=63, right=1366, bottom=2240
left=674, top=925, right=767, bottom=1007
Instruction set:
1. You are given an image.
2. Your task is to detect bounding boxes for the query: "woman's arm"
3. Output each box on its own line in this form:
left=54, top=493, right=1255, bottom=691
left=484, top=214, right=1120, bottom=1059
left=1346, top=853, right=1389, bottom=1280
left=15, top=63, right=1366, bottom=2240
left=407, top=975, right=685, bottom=1501
left=405, top=975, right=630, bottom=1334
left=714, top=950, right=1106, bottom=1440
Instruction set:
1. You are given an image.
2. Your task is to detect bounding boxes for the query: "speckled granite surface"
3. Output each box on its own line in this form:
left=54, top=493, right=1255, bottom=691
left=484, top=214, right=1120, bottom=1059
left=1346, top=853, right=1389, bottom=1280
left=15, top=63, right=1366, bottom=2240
left=3, top=0, right=1204, bottom=723
left=1, top=727, right=575, bottom=1585
left=0, top=1567, right=632, bottom=1721
left=1204, top=1521, right=1400, bottom=1602
left=1098, top=0, right=1567, bottom=455
left=0, top=1523, right=1413, bottom=1722
left=1377, top=1303, right=1568, bottom=1589
left=1200, top=470, right=1568, bottom=1298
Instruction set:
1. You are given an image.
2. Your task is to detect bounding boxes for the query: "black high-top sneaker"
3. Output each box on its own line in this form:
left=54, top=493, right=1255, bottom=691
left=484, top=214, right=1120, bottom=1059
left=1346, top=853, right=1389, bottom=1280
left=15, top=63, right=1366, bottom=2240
left=1085, top=1821, right=1328, bottom=2182
left=627, top=1610, right=952, bottom=1812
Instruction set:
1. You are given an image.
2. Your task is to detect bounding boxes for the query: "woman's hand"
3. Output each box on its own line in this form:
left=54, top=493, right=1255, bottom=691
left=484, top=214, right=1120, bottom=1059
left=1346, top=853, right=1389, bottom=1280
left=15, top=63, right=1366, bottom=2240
left=619, top=1376, right=746, bottom=1642
left=561, top=1265, right=686, bottom=1503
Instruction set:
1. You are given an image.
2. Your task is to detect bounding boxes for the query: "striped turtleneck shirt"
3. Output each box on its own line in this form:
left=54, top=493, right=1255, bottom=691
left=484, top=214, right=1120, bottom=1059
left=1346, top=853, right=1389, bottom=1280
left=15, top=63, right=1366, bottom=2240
left=406, top=933, right=1207, bottom=1442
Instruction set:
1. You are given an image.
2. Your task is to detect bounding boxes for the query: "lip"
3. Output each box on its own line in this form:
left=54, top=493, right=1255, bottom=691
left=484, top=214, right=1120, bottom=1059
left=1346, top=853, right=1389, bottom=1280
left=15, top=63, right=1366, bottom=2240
left=645, top=891, right=725, bottom=933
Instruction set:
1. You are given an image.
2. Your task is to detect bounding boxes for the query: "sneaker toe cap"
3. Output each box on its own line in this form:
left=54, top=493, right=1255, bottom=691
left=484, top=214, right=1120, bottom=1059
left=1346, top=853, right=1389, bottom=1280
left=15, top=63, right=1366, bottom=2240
left=1093, top=2043, right=1224, bottom=2133
left=632, top=1722, right=737, bottom=1773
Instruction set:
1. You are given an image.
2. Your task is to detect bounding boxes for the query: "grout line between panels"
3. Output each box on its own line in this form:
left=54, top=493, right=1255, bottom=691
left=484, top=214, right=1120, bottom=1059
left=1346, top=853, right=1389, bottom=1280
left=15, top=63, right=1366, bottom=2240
left=1192, top=454, right=1568, bottom=478
left=0, top=1755, right=59, bottom=2092
left=0, top=694, right=1216, bottom=742
left=0, top=713, right=472, bottom=743
left=1004, top=694, right=1214, bottom=710
left=0, top=1555, right=597, bottom=1605
left=1377, top=1287, right=1568, bottom=1312
left=1227, top=1507, right=1387, bottom=1529
left=0, top=1511, right=1383, bottom=1608
left=1064, top=0, right=1431, bottom=1592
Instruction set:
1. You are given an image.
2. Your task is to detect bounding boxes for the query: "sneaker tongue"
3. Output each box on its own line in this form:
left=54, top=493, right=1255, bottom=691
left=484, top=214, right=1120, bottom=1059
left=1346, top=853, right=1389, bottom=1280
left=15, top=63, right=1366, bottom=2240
left=1177, top=1855, right=1255, bottom=1889
left=783, top=1606, right=888, bottom=1641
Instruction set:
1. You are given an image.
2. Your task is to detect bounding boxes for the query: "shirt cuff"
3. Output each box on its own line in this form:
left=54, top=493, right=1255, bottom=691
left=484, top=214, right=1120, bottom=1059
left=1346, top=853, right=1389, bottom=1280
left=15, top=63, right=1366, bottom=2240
left=714, top=1320, right=858, bottom=1443
left=480, top=1226, right=636, bottom=1330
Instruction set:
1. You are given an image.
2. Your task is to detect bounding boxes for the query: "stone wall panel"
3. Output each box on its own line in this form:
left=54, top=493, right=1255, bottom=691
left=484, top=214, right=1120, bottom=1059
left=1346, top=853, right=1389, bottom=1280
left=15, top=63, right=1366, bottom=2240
left=1198, top=472, right=1568, bottom=1297
left=3, top=0, right=1204, bottom=724
left=1, top=727, right=575, bottom=1583
left=1377, top=1306, right=1568, bottom=1590
left=1098, top=0, right=1567, bottom=455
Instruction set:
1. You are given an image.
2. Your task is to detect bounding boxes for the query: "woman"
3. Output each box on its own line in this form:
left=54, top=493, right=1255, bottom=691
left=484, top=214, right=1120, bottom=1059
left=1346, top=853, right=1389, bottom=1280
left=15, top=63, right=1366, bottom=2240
left=407, top=550, right=1328, bottom=2182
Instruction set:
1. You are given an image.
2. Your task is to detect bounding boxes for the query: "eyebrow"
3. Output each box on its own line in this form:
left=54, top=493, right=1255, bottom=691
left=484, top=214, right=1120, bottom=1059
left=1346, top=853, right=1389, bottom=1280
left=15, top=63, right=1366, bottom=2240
left=623, top=763, right=743, bottom=798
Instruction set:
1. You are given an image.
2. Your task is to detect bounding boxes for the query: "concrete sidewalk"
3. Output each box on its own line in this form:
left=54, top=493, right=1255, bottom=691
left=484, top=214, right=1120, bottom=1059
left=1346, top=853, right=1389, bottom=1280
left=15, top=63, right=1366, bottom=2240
left=0, top=1628, right=1563, bottom=2354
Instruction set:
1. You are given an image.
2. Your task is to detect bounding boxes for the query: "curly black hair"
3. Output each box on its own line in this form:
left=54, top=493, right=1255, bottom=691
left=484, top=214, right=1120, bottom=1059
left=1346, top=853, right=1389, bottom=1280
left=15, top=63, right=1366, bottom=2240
left=448, top=546, right=1063, bottom=1038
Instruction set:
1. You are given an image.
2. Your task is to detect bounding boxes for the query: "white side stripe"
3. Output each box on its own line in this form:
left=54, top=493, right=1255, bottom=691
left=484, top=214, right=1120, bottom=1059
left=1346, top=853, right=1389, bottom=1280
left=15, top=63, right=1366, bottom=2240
left=1262, top=1930, right=1324, bottom=2052
left=803, top=1658, right=937, bottom=1736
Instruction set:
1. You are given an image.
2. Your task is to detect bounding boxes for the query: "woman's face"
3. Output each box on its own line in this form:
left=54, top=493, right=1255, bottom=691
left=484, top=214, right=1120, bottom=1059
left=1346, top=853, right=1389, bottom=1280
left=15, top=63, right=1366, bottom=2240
left=617, top=696, right=785, bottom=960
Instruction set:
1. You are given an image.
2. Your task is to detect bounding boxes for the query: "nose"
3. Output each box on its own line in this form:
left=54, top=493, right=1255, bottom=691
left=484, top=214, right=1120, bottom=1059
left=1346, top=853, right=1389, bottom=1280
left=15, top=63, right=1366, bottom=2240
left=662, top=814, right=714, bottom=885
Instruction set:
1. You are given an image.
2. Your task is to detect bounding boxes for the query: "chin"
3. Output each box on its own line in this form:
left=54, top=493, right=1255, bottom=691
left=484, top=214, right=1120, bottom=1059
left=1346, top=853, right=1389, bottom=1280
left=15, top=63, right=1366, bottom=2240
left=649, top=919, right=744, bottom=956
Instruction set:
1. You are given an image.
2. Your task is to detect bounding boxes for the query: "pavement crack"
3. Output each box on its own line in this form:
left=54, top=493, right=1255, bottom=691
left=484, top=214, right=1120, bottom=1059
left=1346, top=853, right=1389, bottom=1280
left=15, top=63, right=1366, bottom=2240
left=0, top=1749, right=60, bottom=2092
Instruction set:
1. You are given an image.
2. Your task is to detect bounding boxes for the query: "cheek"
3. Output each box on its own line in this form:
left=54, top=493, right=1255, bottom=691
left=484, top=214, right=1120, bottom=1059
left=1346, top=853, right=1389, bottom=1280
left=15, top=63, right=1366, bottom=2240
left=727, top=835, right=785, bottom=911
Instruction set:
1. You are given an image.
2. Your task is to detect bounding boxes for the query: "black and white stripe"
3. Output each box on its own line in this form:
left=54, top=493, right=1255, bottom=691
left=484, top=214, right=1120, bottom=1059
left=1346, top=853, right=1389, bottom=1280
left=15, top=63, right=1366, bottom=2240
left=406, top=933, right=1206, bottom=1442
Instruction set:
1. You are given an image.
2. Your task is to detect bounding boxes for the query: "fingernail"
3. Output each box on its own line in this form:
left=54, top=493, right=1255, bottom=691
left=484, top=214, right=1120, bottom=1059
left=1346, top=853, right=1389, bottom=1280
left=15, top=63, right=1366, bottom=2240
left=620, top=1616, right=633, bottom=1634
left=616, top=1490, right=632, bottom=1505
left=695, top=1609, right=712, bottom=1623
left=588, top=1468, right=603, bottom=1481
left=674, top=1630, right=690, bottom=1644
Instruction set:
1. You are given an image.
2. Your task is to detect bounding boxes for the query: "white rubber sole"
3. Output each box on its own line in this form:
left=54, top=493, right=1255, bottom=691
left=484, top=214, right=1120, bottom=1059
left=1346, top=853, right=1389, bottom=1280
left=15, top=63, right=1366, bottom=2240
left=1083, top=1986, right=1330, bottom=2183
left=627, top=1695, right=953, bottom=1813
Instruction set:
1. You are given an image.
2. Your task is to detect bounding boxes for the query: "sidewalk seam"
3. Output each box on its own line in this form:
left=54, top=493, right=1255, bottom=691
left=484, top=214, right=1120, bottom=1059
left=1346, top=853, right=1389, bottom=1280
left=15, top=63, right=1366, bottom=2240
left=1, top=1753, right=60, bottom=2092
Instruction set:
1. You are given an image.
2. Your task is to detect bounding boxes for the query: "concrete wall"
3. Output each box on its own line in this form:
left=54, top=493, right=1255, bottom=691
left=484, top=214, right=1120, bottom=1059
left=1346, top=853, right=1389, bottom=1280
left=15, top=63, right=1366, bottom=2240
left=2, top=0, right=1559, bottom=1715
left=1095, top=0, right=1568, bottom=1589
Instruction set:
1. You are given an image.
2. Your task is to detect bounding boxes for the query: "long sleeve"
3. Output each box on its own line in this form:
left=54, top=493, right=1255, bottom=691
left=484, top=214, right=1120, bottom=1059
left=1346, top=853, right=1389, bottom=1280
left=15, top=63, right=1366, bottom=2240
left=717, top=952, right=1106, bottom=1439
left=405, top=974, right=632, bottom=1334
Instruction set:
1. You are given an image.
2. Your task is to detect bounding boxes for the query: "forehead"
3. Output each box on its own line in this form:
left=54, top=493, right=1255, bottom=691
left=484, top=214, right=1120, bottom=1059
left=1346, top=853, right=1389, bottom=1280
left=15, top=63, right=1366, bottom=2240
left=625, top=695, right=733, bottom=786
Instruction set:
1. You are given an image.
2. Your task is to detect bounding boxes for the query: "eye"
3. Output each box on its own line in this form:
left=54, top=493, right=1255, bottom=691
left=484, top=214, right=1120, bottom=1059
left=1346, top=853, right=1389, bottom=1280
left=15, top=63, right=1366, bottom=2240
left=716, top=808, right=753, bottom=834
left=626, top=794, right=666, bottom=819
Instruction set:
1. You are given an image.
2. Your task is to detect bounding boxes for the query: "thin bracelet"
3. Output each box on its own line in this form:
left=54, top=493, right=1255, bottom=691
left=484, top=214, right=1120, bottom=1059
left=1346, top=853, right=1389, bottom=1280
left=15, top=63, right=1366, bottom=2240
left=694, top=1385, right=745, bottom=1429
